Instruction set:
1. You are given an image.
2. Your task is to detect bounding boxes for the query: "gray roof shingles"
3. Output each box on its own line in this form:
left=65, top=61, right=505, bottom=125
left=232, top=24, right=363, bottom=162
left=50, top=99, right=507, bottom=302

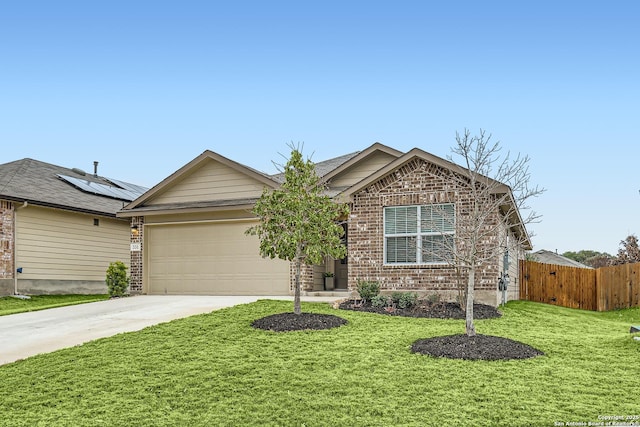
left=0, top=158, right=145, bottom=217
left=270, top=151, right=361, bottom=183
left=531, top=250, right=593, bottom=269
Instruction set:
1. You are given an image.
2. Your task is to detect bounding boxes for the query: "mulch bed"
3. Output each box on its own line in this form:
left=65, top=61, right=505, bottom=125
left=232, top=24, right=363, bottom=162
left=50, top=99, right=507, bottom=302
left=411, top=334, right=544, bottom=360
left=251, top=312, right=347, bottom=332
left=252, top=300, right=543, bottom=360
left=339, top=299, right=544, bottom=361
left=338, top=299, right=502, bottom=320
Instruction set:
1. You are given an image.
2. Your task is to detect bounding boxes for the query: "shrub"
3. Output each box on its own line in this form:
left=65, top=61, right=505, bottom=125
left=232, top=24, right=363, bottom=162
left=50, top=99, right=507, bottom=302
left=106, top=261, right=129, bottom=297
left=391, top=292, right=418, bottom=309
left=398, top=292, right=418, bottom=309
left=390, top=292, right=403, bottom=305
left=356, top=280, right=380, bottom=301
left=426, top=292, right=442, bottom=304
left=371, top=295, right=389, bottom=308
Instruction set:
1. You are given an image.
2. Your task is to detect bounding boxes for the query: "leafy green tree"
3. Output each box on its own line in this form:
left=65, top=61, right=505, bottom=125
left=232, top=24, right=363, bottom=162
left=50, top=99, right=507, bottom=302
left=563, top=250, right=604, bottom=264
left=563, top=250, right=614, bottom=268
left=247, top=145, right=349, bottom=315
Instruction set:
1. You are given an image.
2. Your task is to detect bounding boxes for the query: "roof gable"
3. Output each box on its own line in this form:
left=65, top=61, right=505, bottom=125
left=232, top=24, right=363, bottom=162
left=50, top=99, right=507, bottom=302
left=337, top=147, right=530, bottom=249
left=321, top=143, right=402, bottom=183
left=339, top=148, right=509, bottom=198
left=323, top=143, right=403, bottom=191
left=121, top=150, right=280, bottom=213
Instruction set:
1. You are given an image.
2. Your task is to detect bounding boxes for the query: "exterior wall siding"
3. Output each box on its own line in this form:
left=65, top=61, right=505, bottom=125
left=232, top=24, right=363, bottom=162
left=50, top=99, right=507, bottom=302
left=492, top=223, right=524, bottom=305
left=506, top=227, right=523, bottom=302
left=348, top=158, right=503, bottom=305
left=15, top=206, right=130, bottom=293
left=147, top=159, right=266, bottom=205
left=330, top=151, right=399, bottom=188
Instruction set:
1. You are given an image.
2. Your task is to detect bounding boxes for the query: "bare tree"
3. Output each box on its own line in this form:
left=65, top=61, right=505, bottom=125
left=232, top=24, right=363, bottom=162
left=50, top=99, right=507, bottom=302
left=612, top=234, right=640, bottom=265
left=422, top=129, right=543, bottom=336
left=583, top=253, right=615, bottom=268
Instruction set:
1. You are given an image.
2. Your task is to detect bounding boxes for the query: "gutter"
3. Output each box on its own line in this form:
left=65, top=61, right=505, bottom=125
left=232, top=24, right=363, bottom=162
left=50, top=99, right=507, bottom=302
left=0, top=195, right=119, bottom=219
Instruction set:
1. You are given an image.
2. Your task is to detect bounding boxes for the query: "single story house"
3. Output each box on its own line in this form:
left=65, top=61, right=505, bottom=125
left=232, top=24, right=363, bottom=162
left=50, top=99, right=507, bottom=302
left=0, top=158, right=147, bottom=296
left=118, top=143, right=530, bottom=306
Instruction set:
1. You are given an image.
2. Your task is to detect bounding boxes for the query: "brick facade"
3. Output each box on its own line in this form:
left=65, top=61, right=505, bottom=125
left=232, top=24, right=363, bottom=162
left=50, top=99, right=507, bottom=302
left=129, top=216, right=144, bottom=293
left=347, top=158, right=503, bottom=304
left=292, top=262, right=314, bottom=292
left=0, top=201, right=14, bottom=280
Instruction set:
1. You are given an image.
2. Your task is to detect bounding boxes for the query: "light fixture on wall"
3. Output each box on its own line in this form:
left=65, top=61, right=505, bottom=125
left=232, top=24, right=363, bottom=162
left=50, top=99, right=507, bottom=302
left=131, top=225, right=139, bottom=236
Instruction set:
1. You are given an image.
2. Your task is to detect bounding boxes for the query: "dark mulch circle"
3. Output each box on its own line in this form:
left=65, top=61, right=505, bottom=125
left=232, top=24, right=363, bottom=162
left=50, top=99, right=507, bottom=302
left=411, top=334, right=545, bottom=361
left=251, top=312, right=347, bottom=332
left=338, top=299, right=501, bottom=320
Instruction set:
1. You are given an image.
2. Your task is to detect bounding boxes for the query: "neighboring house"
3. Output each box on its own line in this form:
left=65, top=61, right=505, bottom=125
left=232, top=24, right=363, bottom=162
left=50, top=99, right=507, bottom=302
left=0, top=159, right=147, bottom=296
left=530, top=249, right=593, bottom=269
left=118, top=143, right=530, bottom=306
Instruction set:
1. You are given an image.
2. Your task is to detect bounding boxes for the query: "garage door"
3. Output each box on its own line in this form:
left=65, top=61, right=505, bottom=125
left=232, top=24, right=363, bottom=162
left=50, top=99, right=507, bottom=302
left=146, top=221, right=290, bottom=295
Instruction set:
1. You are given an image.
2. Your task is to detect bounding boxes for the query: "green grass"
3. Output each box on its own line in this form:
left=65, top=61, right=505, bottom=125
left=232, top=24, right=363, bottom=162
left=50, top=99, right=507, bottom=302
left=0, top=300, right=638, bottom=426
left=0, top=294, right=110, bottom=316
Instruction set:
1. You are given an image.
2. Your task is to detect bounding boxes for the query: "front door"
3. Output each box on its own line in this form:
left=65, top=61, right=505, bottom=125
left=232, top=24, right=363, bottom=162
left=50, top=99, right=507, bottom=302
left=333, top=222, right=348, bottom=289
left=334, top=257, right=348, bottom=289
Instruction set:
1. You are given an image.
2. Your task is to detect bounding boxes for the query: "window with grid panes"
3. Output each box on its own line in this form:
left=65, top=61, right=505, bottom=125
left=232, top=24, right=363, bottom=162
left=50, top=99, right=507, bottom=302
left=384, top=204, right=455, bottom=264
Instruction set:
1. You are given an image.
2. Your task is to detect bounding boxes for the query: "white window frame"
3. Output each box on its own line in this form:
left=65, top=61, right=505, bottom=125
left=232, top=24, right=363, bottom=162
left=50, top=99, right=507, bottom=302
left=383, top=204, right=455, bottom=265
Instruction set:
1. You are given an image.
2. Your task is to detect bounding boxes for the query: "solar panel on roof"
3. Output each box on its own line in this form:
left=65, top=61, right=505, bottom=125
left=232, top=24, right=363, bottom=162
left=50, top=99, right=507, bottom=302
left=104, top=177, right=148, bottom=195
left=57, top=174, right=146, bottom=202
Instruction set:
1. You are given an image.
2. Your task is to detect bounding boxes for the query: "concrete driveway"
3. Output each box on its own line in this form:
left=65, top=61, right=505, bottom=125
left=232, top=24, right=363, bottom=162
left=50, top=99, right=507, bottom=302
left=0, top=295, right=341, bottom=366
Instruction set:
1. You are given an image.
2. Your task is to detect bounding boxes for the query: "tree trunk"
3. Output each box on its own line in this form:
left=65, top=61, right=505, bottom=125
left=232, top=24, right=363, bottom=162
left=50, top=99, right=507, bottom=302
left=294, top=255, right=302, bottom=315
left=466, top=265, right=476, bottom=336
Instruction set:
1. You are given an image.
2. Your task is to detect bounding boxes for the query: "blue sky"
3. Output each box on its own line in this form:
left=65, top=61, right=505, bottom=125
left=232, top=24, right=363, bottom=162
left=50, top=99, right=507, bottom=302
left=1, top=1, right=638, bottom=255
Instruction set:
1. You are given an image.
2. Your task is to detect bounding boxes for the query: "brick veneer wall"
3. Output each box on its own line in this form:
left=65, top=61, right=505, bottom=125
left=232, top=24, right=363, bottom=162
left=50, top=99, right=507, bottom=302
left=292, top=262, right=314, bottom=293
left=0, top=201, right=14, bottom=280
left=348, top=158, right=501, bottom=303
left=129, top=216, right=144, bottom=293
left=0, top=201, right=15, bottom=296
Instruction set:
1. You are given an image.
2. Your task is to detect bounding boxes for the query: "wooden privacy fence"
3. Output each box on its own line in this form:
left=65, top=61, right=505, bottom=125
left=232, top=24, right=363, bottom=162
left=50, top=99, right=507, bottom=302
left=519, top=260, right=640, bottom=311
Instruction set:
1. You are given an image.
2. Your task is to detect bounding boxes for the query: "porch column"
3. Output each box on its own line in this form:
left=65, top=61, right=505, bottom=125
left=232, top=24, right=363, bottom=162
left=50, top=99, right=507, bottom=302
left=0, top=201, right=15, bottom=296
left=129, top=216, right=144, bottom=294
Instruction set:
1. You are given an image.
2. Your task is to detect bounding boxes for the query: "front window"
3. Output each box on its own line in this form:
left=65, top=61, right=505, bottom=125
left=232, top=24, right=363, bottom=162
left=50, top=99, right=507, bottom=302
left=384, top=204, right=455, bottom=264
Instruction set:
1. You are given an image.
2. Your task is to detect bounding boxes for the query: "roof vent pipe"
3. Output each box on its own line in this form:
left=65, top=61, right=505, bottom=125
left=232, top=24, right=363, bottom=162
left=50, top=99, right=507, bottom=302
left=93, top=161, right=99, bottom=177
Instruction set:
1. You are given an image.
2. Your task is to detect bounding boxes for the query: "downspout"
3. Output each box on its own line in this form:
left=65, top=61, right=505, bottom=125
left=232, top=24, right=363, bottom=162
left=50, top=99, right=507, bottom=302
left=14, top=201, right=28, bottom=295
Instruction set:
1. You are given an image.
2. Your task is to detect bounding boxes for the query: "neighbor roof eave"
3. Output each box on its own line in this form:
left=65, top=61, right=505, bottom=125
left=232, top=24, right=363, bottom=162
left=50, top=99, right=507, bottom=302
left=1, top=195, right=123, bottom=219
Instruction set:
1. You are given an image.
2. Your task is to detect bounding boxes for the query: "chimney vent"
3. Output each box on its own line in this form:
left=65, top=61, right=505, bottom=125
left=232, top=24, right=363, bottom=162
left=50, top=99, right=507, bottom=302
left=93, top=161, right=99, bottom=177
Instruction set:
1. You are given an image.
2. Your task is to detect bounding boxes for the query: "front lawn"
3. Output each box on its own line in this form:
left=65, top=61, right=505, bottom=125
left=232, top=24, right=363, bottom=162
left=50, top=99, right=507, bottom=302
left=0, top=294, right=110, bottom=316
left=0, top=300, right=638, bottom=426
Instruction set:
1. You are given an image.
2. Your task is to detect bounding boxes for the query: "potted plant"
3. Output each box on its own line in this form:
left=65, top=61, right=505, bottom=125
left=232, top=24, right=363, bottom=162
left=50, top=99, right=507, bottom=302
left=323, top=272, right=335, bottom=290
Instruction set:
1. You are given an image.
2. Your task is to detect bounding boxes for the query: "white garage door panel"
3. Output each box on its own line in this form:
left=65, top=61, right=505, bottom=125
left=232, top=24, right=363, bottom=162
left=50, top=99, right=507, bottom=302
left=147, top=221, right=289, bottom=295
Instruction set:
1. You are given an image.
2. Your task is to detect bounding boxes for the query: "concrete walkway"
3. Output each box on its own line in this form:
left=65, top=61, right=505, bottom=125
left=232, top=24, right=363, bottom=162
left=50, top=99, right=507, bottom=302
left=0, top=295, right=340, bottom=366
